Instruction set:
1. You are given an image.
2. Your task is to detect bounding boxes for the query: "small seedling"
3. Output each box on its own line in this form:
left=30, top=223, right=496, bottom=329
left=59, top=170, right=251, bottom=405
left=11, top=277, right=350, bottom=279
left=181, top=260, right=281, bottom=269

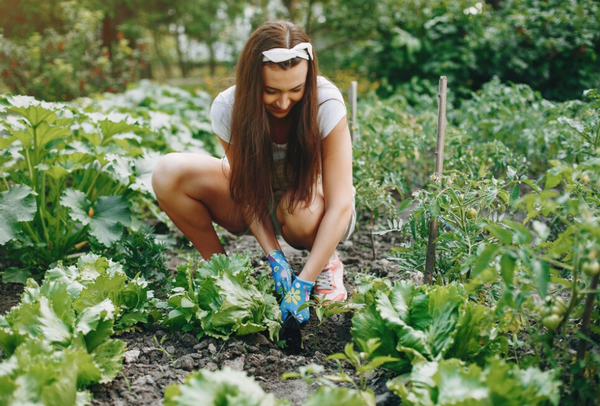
left=299, top=295, right=358, bottom=326
left=281, top=363, right=333, bottom=397
left=323, top=338, right=400, bottom=405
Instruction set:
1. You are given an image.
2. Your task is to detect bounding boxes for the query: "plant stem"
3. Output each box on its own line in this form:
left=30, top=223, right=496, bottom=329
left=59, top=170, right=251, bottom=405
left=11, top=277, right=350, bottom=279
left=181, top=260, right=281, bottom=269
left=370, top=211, right=377, bottom=260
left=39, top=172, right=50, bottom=244
left=1, top=172, right=9, bottom=190
left=22, top=221, right=40, bottom=244
left=54, top=177, right=62, bottom=242
left=85, top=167, right=104, bottom=198
left=593, top=117, right=600, bottom=150
left=539, top=256, right=574, bottom=271
left=576, top=272, right=599, bottom=362
left=24, top=148, right=36, bottom=189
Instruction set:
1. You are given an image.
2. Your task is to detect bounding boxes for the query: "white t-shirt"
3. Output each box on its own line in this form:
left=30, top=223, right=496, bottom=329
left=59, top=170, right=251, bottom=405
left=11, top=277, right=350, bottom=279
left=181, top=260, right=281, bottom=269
left=210, top=76, right=346, bottom=161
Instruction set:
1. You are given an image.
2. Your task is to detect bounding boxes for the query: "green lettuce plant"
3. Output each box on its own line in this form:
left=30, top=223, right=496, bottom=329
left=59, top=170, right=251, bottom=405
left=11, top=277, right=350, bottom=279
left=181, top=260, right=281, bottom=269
left=0, top=283, right=124, bottom=404
left=164, top=367, right=284, bottom=406
left=163, top=253, right=281, bottom=341
left=44, top=252, right=154, bottom=332
left=388, top=357, right=561, bottom=406
left=350, top=280, right=507, bottom=373
left=0, top=253, right=153, bottom=404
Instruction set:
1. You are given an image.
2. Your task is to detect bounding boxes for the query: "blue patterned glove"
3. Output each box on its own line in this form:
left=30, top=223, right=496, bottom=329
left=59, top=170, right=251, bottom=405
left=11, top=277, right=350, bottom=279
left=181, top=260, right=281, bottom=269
left=267, top=250, right=293, bottom=296
left=281, top=276, right=314, bottom=323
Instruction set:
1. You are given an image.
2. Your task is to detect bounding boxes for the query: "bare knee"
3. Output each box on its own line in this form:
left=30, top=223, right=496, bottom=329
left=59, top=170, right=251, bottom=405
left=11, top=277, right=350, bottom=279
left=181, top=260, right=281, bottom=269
left=151, top=153, right=182, bottom=199
left=278, top=195, right=324, bottom=248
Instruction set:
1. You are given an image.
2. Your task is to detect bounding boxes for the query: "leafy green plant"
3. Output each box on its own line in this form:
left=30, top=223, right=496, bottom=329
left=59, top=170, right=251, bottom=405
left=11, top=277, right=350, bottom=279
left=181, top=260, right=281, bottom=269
left=111, top=225, right=169, bottom=289
left=351, top=280, right=507, bottom=373
left=44, top=252, right=154, bottom=332
left=301, top=294, right=357, bottom=326
left=164, top=367, right=284, bottom=406
left=163, top=253, right=281, bottom=341
left=0, top=253, right=155, bottom=404
left=388, top=357, right=561, bottom=406
left=387, top=172, right=522, bottom=282
left=83, top=79, right=216, bottom=156
left=324, top=339, right=399, bottom=405
left=0, top=95, right=145, bottom=272
left=282, top=363, right=378, bottom=405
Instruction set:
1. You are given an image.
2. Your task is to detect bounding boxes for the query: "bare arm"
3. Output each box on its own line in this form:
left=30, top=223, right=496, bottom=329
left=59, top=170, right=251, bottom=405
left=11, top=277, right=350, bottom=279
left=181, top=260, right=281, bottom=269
left=297, top=117, right=354, bottom=281
left=218, top=138, right=282, bottom=255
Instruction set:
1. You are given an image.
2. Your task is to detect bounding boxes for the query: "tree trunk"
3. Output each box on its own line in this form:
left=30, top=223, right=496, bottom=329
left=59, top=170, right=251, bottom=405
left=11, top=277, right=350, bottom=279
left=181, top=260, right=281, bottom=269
left=282, top=0, right=300, bottom=22
left=152, top=30, right=171, bottom=77
left=174, top=24, right=188, bottom=78
left=102, top=15, right=117, bottom=55
left=304, top=0, right=316, bottom=36
left=207, top=28, right=217, bottom=76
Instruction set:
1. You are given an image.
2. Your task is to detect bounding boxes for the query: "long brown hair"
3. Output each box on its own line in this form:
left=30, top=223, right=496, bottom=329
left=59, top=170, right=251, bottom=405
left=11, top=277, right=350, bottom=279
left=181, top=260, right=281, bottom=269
left=229, top=21, right=321, bottom=224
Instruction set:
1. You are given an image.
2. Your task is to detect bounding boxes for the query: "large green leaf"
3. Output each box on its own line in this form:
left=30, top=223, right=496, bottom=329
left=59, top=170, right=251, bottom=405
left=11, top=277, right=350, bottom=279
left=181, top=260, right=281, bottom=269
left=426, top=286, right=463, bottom=358
left=163, top=367, right=280, bottom=406
left=351, top=302, right=410, bottom=372
left=434, top=359, right=488, bottom=405
left=5, top=296, right=72, bottom=348
left=8, top=104, right=57, bottom=127
left=98, top=119, right=140, bottom=146
left=88, top=195, right=131, bottom=246
left=0, top=135, right=16, bottom=149
left=446, top=303, right=497, bottom=361
left=471, top=244, right=501, bottom=278
left=60, top=189, right=91, bottom=225
left=35, top=121, right=70, bottom=150
left=91, top=338, right=126, bottom=383
left=61, top=190, right=131, bottom=246
left=0, top=184, right=37, bottom=245
left=11, top=129, right=33, bottom=148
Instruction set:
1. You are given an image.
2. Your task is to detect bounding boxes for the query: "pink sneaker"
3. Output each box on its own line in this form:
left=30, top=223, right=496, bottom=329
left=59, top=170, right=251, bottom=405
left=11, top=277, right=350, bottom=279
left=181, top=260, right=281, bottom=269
left=314, top=252, right=347, bottom=302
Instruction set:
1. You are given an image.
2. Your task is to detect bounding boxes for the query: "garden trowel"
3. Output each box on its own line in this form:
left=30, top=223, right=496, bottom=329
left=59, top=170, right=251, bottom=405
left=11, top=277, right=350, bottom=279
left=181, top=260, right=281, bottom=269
left=280, top=312, right=302, bottom=353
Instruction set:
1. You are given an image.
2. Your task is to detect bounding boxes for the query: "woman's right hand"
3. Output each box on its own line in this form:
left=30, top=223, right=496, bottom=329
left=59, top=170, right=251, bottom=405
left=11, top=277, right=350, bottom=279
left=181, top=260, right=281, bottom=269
left=267, top=250, right=294, bottom=296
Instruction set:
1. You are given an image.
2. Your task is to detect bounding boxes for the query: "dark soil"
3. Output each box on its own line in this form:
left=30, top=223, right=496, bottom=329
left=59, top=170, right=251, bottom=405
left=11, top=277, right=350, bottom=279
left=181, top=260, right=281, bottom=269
left=0, top=223, right=408, bottom=405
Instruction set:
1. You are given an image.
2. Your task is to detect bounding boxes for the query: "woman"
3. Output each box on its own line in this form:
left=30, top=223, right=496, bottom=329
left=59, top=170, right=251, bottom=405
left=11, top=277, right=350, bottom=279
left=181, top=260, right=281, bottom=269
left=152, top=21, right=355, bottom=323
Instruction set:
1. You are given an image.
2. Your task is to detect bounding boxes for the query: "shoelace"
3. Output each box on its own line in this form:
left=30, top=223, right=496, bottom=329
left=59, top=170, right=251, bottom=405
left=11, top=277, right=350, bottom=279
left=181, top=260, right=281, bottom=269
left=316, top=270, right=333, bottom=290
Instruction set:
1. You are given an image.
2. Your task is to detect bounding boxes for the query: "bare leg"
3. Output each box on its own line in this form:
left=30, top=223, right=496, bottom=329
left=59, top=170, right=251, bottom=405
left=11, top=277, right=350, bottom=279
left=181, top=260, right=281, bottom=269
left=276, top=184, right=325, bottom=251
left=151, top=153, right=246, bottom=260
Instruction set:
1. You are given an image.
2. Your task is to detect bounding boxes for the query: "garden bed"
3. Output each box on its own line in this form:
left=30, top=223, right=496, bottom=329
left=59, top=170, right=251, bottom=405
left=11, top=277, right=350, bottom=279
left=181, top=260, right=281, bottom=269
left=0, top=224, right=405, bottom=405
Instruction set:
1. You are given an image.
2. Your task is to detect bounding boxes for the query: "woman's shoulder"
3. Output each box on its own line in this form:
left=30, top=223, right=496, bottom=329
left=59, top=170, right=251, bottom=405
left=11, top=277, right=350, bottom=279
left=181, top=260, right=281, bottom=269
left=316, top=77, right=347, bottom=138
left=316, top=76, right=345, bottom=106
left=213, top=85, right=236, bottom=106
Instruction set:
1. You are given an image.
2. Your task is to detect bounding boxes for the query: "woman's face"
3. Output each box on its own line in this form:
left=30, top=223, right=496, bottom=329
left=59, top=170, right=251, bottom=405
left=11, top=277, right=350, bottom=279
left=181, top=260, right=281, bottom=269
left=262, top=60, right=308, bottom=119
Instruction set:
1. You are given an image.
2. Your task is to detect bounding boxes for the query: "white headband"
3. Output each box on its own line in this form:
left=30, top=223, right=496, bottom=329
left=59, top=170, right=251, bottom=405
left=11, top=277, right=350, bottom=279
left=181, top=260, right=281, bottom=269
left=262, top=42, right=313, bottom=63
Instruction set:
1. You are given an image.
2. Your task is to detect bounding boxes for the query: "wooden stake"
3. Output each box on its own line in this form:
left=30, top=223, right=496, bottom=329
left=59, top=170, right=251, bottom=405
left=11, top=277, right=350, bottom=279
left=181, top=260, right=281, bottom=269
left=424, top=76, right=448, bottom=285
left=349, top=81, right=358, bottom=142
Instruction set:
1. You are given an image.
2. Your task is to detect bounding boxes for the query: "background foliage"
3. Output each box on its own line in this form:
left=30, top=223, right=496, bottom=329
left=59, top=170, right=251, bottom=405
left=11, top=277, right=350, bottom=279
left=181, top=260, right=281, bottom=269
left=1, top=0, right=599, bottom=101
